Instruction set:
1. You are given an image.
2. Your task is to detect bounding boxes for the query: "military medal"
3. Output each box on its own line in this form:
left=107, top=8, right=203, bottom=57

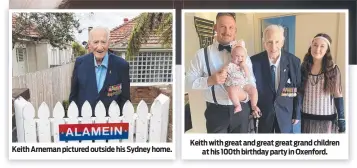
left=116, top=84, right=122, bottom=95
left=287, top=88, right=291, bottom=97
left=293, top=88, right=297, bottom=97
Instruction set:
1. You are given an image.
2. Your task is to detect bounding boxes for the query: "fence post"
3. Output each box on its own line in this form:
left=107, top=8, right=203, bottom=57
left=149, top=94, right=170, bottom=142
left=135, top=100, right=149, bottom=142
left=122, top=100, right=135, bottom=142
left=14, top=96, right=28, bottom=142
left=81, top=101, right=93, bottom=143
left=94, top=101, right=107, bottom=143
left=52, top=102, right=65, bottom=143
left=67, top=101, right=79, bottom=143
left=23, top=102, right=37, bottom=142
left=158, top=94, right=170, bottom=142
left=12, top=88, right=30, bottom=142
left=108, top=101, right=121, bottom=143
left=37, top=102, right=51, bottom=142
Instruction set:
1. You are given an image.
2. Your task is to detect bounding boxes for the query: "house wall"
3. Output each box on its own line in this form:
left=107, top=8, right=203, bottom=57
left=12, top=41, right=74, bottom=76
left=12, top=43, right=24, bottom=76
left=26, top=43, right=37, bottom=73
left=12, top=42, right=37, bottom=76
left=62, top=47, right=73, bottom=64
left=184, top=12, right=347, bottom=133
left=13, top=42, right=39, bottom=76
left=114, top=49, right=173, bottom=84
left=35, top=43, right=50, bottom=70
left=184, top=13, right=213, bottom=133
left=47, top=44, right=73, bottom=68
left=12, top=43, right=18, bottom=76
left=47, top=44, right=57, bottom=67
left=236, top=13, right=256, bottom=56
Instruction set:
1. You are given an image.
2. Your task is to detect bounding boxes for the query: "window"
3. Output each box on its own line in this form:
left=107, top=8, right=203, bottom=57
left=16, top=48, right=26, bottom=62
left=127, top=51, right=173, bottom=83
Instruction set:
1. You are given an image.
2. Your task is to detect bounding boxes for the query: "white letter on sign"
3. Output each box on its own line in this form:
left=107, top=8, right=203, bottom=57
left=92, top=127, right=101, bottom=136
left=82, top=127, right=90, bottom=136
left=66, top=128, right=73, bottom=136
left=102, top=127, right=109, bottom=136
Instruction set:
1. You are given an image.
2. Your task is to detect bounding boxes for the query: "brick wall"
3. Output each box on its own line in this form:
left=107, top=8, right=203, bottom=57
left=130, top=85, right=172, bottom=142
left=130, top=86, right=162, bottom=104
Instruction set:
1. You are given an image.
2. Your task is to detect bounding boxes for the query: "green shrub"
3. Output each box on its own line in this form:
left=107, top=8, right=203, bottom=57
left=62, top=100, right=69, bottom=111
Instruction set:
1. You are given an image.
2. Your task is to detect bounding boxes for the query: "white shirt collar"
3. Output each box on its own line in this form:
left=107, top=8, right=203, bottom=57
left=212, top=39, right=232, bottom=50
left=268, top=50, right=282, bottom=67
left=213, top=39, right=219, bottom=50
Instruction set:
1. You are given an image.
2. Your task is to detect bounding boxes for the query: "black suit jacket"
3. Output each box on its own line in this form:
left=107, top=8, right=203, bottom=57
left=251, top=50, right=301, bottom=133
left=69, top=52, right=130, bottom=117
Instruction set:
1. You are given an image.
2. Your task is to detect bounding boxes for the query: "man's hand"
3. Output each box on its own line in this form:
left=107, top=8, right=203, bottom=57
left=207, top=65, right=229, bottom=86
left=292, top=119, right=299, bottom=125
left=252, top=106, right=261, bottom=118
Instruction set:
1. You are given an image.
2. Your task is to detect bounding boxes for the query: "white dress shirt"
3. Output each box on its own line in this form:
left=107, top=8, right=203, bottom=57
left=268, top=51, right=281, bottom=91
left=185, top=40, right=256, bottom=105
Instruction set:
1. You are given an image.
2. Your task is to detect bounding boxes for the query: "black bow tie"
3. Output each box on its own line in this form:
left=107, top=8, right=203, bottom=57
left=218, top=44, right=231, bottom=52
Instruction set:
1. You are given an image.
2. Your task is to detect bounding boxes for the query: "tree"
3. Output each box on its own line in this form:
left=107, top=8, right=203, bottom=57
left=72, top=41, right=86, bottom=58
left=126, top=12, right=172, bottom=60
left=12, top=12, right=80, bottom=50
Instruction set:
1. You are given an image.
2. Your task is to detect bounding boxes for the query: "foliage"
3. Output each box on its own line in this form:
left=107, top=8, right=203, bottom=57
left=72, top=41, right=86, bottom=58
left=12, top=12, right=80, bottom=50
left=126, top=12, right=172, bottom=60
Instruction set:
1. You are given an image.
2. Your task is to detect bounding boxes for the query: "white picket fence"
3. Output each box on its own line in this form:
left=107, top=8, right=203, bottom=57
left=13, top=94, right=170, bottom=143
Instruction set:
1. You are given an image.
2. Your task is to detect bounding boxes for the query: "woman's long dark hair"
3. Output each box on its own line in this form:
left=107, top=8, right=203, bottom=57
left=300, top=33, right=337, bottom=94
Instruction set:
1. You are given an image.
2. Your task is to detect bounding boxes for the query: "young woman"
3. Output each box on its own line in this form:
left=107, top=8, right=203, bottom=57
left=300, top=33, right=345, bottom=133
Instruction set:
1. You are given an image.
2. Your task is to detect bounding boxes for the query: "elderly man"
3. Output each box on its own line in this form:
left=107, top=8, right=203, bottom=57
left=251, top=25, right=301, bottom=133
left=69, top=26, right=130, bottom=117
left=186, top=13, right=256, bottom=133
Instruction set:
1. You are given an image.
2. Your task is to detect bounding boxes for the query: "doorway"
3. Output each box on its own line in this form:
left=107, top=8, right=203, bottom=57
left=261, top=15, right=296, bottom=55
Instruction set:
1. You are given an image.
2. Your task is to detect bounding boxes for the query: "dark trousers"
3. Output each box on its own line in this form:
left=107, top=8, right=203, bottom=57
left=205, top=102, right=251, bottom=133
left=272, top=115, right=281, bottom=133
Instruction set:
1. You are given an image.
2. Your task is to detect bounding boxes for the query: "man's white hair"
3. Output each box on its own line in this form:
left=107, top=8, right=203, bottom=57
left=262, top=24, right=285, bottom=42
left=88, top=26, right=110, bottom=42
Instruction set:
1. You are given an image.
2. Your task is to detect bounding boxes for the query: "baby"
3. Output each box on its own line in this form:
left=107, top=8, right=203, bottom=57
left=225, top=40, right=260, bottom=113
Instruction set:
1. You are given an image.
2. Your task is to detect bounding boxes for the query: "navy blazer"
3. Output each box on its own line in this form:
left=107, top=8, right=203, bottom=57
left=69, top=52, right=130, bottom=117
left=251, top=50, right=301, bottom=133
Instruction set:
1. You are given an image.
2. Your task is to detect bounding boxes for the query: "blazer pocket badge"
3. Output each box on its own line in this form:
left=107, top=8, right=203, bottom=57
left=107, top=83, right=122, bottom=97
left=281, top=87, right=297, bottom=97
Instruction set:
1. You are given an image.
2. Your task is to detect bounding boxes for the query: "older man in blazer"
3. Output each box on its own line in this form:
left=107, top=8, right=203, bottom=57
left=69, top=26, right=130, bottom=117
left=251, top=25, right=301, bottom=133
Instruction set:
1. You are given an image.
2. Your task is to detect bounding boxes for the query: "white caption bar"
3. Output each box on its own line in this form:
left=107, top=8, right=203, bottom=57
left=9, top=143, right=175, bottom=160
left=183, top=134, right=348, bottom=160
